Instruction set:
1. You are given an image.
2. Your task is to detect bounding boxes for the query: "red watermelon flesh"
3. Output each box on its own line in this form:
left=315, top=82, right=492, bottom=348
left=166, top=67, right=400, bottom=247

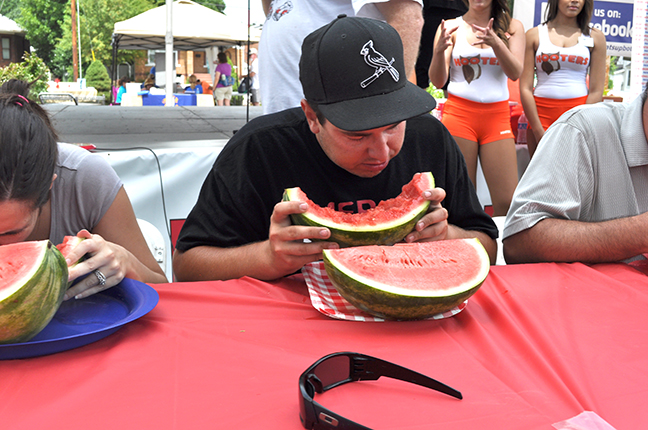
left=293, top=171, right=432, bottom=227
left=0, top=241, right=47, bottom=298
left=284, top=172, right=434, bottom=247
left=56, top=236, right=85, bottom=265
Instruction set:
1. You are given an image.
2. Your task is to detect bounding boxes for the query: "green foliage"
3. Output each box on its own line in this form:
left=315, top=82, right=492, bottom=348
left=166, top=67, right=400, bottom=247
left=153, top=0, right=225, bottom=11
left=16, top=0, right=155, bottom=81
left=0, top=0, right=22, bottom=21
left=85, top=60, right=111, bottom=93
left=0, top=52, right=50, bottom=98
left=15, top=0, right=67, bottom=66
left=195, top=0, right=226, bottom=12
left=426, top=84, right=445, bottom=100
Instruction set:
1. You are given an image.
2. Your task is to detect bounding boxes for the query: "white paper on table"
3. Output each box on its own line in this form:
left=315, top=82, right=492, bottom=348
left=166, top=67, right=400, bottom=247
left=552, top=411, right=617, bottom=430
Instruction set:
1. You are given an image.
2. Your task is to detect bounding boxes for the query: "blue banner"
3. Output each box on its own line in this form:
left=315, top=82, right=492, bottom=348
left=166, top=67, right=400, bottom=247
left=533, top=0, right=634, bottom=55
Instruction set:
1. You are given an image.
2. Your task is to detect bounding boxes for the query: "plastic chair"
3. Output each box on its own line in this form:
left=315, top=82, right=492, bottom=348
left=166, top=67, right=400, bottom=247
left=492, top=216, right=506, bottom=265
left=137, top=219, right=166, bottom=274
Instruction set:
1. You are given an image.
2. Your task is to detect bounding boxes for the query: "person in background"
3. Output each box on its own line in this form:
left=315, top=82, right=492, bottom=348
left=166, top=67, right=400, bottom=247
left=173, top=16, right=497, bottom=282
left=259, top=0, right=424, bottom=115
left=503, top=86, right=648, bottom=264
left=201, top=79, right=213, bottom=96
left=115, top=76, right=129, bottom=105
left=519, top=0, right=605, bottom=158
left=248, top=48, right=260, bottom=106
left=415, top=0, right=467, bottom=89
left=428, top=0, right=524, bottom=216
left=213, top=52, right=234, bottom=106
left=141, top=75, right=156, bottom=91
left=0, top=79, right=167, bottom=298
left=184, top=74, right=203, bottom=94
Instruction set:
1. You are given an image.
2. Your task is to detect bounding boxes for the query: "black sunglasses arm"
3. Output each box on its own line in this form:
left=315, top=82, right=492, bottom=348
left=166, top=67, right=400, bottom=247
left=349, top=354, right=462, bottom=400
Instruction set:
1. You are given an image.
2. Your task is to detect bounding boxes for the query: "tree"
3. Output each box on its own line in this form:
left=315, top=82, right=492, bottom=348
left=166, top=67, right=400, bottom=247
left=85, top=59, right=111, bottom=97
left=16, top=0, right=67, bottom=66
left=53, top=0, right=155, bottom=80
left=0, top=52, right=49, bottom=98
left=195, top=0, right=225, bottom=12
left=151, top=0, right=225, bottom=12
left=0, top=0, right=22, bottom=21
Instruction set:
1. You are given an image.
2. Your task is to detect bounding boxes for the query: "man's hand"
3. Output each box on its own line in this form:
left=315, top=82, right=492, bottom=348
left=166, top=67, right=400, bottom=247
left=404, top=188, right=449, bottom=243
left=264, top=200, right=339, bottom=278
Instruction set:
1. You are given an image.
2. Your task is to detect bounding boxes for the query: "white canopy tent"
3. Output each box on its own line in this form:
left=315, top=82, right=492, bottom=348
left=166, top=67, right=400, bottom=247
left=112, top=0, right=260, bottom=51
left=111, top=0, right=261, bottom=102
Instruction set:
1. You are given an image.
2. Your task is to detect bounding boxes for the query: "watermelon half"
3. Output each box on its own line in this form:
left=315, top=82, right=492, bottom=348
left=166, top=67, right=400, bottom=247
left=322, top=239, right=490, bottom=320
left=283, top=172, right=434, bottom=247
left=0, top=240, right=68, bottom=344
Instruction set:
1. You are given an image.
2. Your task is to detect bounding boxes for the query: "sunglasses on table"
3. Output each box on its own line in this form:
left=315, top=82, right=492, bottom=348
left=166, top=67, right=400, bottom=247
left=299, top=352, right=462, bottom=430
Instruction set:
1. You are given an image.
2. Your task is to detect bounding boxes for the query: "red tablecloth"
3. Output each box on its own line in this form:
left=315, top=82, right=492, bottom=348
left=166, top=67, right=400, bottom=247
left=3, top=262, right=648, bottom=429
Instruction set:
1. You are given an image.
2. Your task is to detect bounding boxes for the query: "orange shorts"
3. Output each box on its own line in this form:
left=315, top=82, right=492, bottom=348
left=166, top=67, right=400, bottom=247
left=533, top=95, right=588, bottom=131
left=442, top=94, right=514, bottom=145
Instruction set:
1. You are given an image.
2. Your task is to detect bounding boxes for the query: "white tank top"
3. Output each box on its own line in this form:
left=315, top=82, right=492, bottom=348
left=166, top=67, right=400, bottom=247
left=447, top=17, right=509, bottom=103
left=533, top=24, right=591, bottom=99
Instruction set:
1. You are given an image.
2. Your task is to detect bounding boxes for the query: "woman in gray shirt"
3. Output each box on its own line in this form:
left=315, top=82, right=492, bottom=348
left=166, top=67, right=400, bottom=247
left=0, top=79, right=167, bottom=299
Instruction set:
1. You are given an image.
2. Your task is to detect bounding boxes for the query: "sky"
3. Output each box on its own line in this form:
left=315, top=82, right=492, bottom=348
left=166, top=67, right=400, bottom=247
left=224, top=2, right=267, bottom=27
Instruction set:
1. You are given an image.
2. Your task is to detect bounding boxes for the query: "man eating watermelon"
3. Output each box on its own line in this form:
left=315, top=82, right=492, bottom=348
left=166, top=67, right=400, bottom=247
left=173, top=15, right=498, bottom=282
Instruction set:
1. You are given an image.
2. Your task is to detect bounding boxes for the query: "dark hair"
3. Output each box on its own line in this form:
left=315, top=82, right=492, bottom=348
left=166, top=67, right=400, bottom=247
left=0, top=79, right=58, bottom=209
left=543, top=0, right=593, bottom=35
left=463, top=0, right=512, bottom=46
left=643, top=85, right=648, bottom=105
left=217, top=52, right=228, bottom=63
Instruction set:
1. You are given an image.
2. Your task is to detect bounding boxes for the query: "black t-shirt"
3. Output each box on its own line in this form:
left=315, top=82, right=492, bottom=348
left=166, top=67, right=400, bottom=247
left=176, top=108, right=497, bottom=251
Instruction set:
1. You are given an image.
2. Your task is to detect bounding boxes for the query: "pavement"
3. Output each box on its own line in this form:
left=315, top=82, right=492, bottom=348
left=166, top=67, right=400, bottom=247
left=44, top=104, right=265, bottom=149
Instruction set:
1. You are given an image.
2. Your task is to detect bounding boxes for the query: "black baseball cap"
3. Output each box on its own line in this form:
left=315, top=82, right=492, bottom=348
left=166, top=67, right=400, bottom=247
left=299, top=15, right=436, bottom=132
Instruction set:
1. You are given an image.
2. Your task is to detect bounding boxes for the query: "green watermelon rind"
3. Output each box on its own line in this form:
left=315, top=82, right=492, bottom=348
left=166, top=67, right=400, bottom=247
left=322, top=239, right=490, bottom=320
left=283, top=172, right=434, bottom=248
left=0, top=241, right=69, bottom=344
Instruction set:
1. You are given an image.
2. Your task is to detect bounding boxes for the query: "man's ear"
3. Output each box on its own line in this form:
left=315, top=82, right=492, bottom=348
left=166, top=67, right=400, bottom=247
left=301, top=99, right=321, bottom=135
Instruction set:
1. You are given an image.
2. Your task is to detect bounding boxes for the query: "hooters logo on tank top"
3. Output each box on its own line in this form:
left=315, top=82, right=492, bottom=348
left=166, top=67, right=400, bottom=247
left=454, top=55, right=500, bottom=84
left=537, top=52, right=590, bottom=75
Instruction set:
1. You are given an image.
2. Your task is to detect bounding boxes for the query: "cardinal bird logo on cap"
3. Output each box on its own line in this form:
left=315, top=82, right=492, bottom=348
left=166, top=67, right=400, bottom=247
left=360, top=40, right=399, bottom=88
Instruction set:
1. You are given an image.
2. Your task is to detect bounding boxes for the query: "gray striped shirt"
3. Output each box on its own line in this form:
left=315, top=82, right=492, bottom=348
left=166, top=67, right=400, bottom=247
left=504, top=96, right=648, bottom=243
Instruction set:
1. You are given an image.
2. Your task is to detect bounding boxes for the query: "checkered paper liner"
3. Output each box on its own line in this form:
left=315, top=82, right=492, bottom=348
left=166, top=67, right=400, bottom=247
left=302, top=261, right=467, bottom=322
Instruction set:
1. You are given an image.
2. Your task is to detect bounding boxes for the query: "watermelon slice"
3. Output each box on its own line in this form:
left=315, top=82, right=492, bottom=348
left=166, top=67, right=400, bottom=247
left=322, top=239, right=490, bottom=320
left=56, top=235, right=86, bottom=266
left=0, top=240, right=68, bottom=344
left=283, top=172, right=434, bottom=247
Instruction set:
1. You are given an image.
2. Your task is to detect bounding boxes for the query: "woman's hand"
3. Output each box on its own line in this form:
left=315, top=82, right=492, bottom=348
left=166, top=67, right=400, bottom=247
left=63, top=230, right=131, bottom=300
left=470, top=18, right=499, bottom=48
left=434, top=20, right=459, bottom=55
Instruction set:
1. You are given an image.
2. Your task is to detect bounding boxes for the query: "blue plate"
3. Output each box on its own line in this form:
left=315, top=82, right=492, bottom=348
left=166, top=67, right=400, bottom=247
left=0, top=278, right=159, bottom=360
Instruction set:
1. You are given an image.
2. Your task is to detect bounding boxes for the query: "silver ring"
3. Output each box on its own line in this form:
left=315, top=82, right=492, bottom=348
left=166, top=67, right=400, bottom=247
left=94, top=270, right=107, bottom=286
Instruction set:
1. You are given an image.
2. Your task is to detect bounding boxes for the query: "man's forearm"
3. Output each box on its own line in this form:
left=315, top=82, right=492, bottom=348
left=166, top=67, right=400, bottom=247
left=503, top=216, right=648, bottom=264
left=173, top=241, right=279, bottom=282
left=377, top=0, right=424, bottom=78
